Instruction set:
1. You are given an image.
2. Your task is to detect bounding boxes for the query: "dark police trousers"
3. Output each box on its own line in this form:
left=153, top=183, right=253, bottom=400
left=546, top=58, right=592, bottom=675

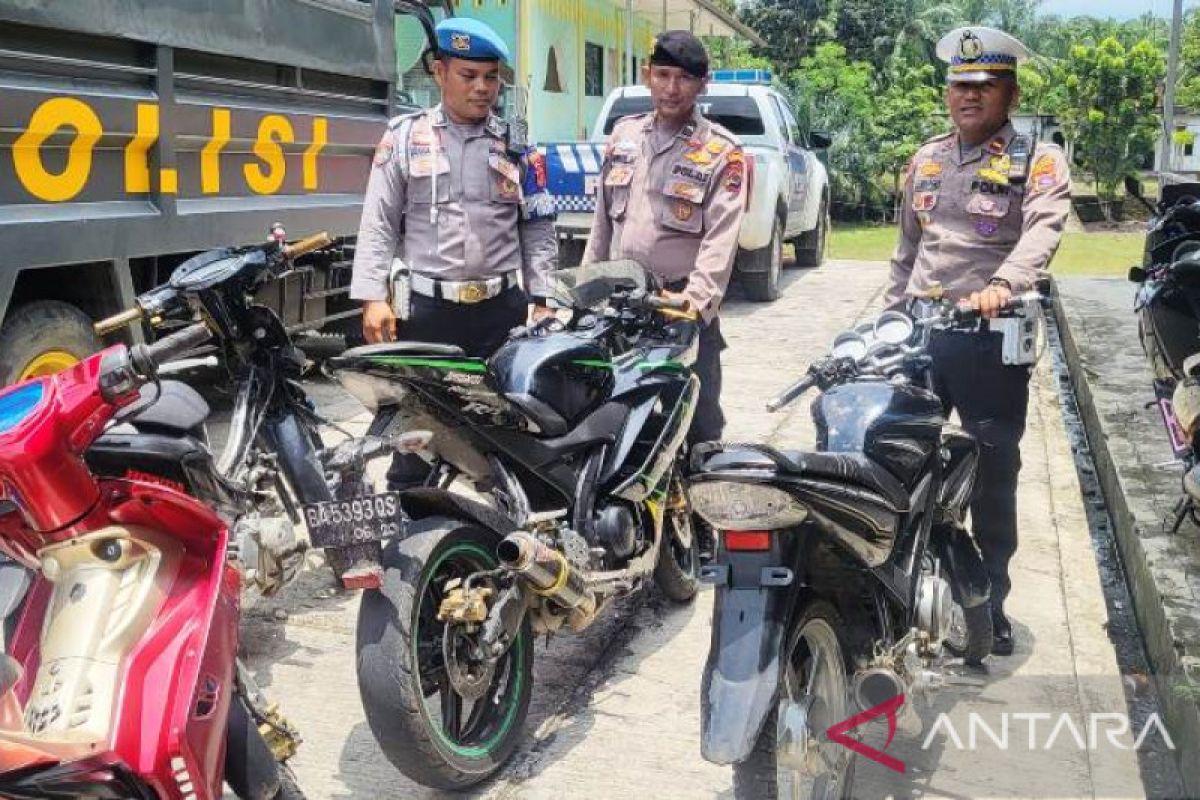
left=689, top=318, right=727, bottom=446
left=928, top=330, right=1031, bottom=612
left=385, top=285, right=528, bottom=491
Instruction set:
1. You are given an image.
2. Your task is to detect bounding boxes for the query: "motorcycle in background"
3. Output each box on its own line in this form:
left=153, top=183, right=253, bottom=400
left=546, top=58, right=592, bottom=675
left=0, top=322, right=303, bottom=799
left=1127, top=177, right=1200, bottom=530
left=690, top=285, right=1049, bottom=798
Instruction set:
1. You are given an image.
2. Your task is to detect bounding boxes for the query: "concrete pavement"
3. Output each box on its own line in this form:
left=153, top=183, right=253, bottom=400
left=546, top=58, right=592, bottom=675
left=235, top=261, right=1154, bottom=798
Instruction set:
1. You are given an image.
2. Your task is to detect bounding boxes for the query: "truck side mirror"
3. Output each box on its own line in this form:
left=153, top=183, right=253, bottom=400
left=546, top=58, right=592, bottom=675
left=809, top=132, right=832, bottom=150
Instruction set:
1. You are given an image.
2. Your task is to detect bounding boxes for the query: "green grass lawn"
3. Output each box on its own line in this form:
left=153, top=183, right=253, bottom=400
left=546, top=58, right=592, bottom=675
left=827, top=224, right=1142, bottom=277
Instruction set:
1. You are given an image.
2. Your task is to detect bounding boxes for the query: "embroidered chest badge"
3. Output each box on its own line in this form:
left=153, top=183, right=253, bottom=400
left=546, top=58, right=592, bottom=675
left=674, top=200, right=694, bottom=221
left=918, top=161, right=943, bottom=178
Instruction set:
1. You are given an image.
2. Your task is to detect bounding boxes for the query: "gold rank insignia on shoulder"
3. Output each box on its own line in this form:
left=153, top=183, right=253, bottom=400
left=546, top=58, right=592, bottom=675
left=987, top=137, right=1007, bottom=155
left=705, top=139, right=726, bottom=155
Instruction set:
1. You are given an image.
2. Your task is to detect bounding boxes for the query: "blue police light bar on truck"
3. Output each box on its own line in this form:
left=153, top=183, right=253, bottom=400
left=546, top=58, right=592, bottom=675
left=709, top=69, right=773, bottom=85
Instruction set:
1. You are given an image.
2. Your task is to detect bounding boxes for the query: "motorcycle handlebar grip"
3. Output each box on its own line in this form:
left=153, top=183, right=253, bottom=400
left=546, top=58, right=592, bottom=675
left=94, top=307, right=144, bottom=336
left=283, top=232, right=333, bottom=260
left=139, top=323, right=212, bottom=373
left=766, top=374, right=816, bottom=413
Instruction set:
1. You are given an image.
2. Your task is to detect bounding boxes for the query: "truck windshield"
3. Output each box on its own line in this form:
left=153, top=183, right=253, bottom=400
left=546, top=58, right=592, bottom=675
left=602, top=96, right=767, bottom=136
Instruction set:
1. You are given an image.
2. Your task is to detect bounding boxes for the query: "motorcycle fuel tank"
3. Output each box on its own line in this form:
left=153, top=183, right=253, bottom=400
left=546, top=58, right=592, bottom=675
left=814, top=382, right=943, bottom=486
left=488, top=333, right=615, bottom=437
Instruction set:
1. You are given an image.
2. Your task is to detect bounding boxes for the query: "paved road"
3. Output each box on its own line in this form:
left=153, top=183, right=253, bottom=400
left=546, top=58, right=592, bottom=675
left=236, top=261, right=1149, bottom=799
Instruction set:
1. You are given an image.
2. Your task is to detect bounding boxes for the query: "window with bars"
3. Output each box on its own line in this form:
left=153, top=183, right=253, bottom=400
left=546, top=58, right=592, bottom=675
left=585, top=42, right=604, bottom=97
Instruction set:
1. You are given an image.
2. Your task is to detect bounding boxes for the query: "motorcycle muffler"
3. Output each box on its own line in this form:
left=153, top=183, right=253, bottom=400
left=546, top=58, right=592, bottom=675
left=497, top=532, right=597, bottom=631
left=851, top=667, right=922, bottom=737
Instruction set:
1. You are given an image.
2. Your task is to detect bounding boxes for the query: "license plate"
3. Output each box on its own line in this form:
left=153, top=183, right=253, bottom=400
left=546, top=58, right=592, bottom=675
left=301, top=492, right=403, bottom=549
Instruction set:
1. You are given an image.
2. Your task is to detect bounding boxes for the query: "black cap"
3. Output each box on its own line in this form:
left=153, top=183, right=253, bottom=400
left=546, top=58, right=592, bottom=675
left=649, top=30, right=709, bottom=78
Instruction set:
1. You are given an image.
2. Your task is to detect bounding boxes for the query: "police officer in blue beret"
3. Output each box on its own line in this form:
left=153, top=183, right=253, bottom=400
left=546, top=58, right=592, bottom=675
left=350, top=17, right=558, bottom=490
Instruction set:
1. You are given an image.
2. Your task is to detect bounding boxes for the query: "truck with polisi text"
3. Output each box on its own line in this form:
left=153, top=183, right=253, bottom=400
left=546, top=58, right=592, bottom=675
left=0, top=0, right=442, bottom=384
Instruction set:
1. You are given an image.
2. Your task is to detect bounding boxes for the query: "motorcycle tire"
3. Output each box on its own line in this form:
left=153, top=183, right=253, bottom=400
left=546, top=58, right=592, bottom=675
left=356, top=518, right=533, bottom=790
left=274, top=765, right=305, bottom=800
left=733, top=601, right=856, bottom=800
left=653, top=512, right=700, bottom=603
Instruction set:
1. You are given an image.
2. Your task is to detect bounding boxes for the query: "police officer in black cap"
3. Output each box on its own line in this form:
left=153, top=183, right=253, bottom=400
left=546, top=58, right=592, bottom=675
left=583, top=30, right=746, bottom=449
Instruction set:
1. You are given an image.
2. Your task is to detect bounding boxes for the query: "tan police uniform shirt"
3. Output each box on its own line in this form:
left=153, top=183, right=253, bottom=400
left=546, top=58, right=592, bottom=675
left=884, top=120, right=1071, bottom=308
left=582, top=109, right=747, bottom=323
left=350, top=105, right=558, bottom=302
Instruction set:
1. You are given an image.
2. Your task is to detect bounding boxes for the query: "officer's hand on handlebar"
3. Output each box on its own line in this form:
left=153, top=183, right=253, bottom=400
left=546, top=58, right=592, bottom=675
left=659, top=290, right=691, bottom=310
left=529, top=304, right=558, bottom=324
left=362, top=301, right=396, bottom=344
left=965, top=283, right=1013, bottom=319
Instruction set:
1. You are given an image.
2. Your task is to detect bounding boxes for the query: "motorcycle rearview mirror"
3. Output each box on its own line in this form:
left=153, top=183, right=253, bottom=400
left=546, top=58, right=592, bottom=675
left=809, top=131, right=832, bottom=150
left=1128, top=266, right=1147, bottom=284
left=1125, top=174, right=1158, bottom=214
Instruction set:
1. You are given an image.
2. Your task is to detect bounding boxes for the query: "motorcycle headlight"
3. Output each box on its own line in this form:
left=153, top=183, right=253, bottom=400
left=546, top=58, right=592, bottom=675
left=688, top=480, right=808, bottom=530
left=1173, top=380, right=1200, bottom=438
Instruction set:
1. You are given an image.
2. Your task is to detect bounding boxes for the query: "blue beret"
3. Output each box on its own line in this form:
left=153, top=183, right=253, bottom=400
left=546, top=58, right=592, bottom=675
left=435, top=18, right=510, bottom=64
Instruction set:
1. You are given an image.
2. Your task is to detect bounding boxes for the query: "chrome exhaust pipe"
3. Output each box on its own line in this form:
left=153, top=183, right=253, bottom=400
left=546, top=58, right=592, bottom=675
left=851, top=667, right=922, bottom=736
left=497, top=532, right=597, bottom=631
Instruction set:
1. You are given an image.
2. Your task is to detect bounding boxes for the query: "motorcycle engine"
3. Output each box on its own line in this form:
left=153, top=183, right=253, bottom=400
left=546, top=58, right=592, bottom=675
left=591, top=502, right=641, bottom=560
left=231, top=512, right=306, bottom=595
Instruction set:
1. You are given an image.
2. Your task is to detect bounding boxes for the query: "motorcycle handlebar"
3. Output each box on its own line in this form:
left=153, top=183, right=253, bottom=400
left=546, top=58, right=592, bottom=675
left=766, top=373, right=816, bottom=413
left=94, top=306, right=144, bottom=336
left=283, top=232, right=333, bottom=260
left=131, top=323, right=212, bottom=377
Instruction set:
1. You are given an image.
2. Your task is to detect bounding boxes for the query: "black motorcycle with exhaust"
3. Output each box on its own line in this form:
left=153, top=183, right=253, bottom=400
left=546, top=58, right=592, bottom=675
left=90, top=230, right=415, bottom=590
left=323, top=261, right=702, bottom=789
left=689, top=287, right=1048, bottom=799
left=1127, top=177, right=1200, bottom=530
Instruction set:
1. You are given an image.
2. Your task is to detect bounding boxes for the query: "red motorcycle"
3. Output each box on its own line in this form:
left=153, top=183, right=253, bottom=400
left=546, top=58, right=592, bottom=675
left=0, top=318, right=304, bottom=799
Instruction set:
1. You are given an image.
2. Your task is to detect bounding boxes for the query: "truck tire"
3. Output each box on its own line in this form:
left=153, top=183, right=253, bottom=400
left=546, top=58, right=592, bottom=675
left=0, top=301, right=100, bottom=385
left=794, top=198, right=829, bottom=268
left=738, top=219, right=783, bottom=302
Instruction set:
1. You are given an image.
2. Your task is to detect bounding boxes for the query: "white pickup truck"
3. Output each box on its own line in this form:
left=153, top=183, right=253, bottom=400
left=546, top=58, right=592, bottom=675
left=545, top=70, right=831, bottom=301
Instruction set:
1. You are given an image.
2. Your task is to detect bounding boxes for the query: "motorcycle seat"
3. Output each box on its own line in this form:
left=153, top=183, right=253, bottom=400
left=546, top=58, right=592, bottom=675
left=698, top=447, right=910, bottom=512
left=125, top=380, right=210, bottom=434
left=341, top=342, right=466, bottom=358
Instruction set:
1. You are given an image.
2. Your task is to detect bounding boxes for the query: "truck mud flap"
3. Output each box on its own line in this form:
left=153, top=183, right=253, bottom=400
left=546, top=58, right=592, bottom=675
left=700, top=581, right=791, bottom=765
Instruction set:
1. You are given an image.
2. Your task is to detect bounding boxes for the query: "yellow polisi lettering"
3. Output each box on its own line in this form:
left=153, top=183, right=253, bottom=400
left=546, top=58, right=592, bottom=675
left=123, top=103, right=158, bottom=193
left=244, top=114, right=294, bottom=195
left=13, top=98, right=103, bottom=202
left=303, top=117, right=327, bottom=191
left=202, top=108, right=231, bottom=194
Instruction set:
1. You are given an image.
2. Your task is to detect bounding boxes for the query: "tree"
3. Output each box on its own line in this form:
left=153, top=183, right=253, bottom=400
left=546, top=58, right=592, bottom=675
left=835, top=0, right=906, bottom=69
left=876, top=62, right=945, bottom=198
left=787, top=43, right=882, bottom=213
left=738, top=0, right=835, bottom=73
left=1058, top=36, right=1164, bottom=213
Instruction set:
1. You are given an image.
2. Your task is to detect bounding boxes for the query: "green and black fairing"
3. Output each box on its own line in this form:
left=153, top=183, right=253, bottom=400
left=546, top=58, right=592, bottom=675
left=325, top=261, right=700, bottom=514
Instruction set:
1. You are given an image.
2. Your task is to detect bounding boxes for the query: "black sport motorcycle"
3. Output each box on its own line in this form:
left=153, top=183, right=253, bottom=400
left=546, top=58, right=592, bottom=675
left=690, top=288, right=1047, bottom=799
left=324, top=261, right=702, bottom=789
left=1128, top=179, right=1200, bottom=530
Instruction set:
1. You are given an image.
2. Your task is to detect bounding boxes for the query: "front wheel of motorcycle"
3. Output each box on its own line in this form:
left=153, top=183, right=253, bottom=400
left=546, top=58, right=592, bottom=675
left=356, top=519, right=533, bottom=790
left=733, top=601, right=856, bottom=800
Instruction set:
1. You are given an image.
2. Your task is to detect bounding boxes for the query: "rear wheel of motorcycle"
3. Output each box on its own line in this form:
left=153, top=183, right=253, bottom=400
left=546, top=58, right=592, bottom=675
left=356, top=520, right=532, bottom=790
left=733, top=601, right=856, bottom=800
left=653, top=482, right=700, bottom=603
left=943, top=600, right=993, bottom=666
